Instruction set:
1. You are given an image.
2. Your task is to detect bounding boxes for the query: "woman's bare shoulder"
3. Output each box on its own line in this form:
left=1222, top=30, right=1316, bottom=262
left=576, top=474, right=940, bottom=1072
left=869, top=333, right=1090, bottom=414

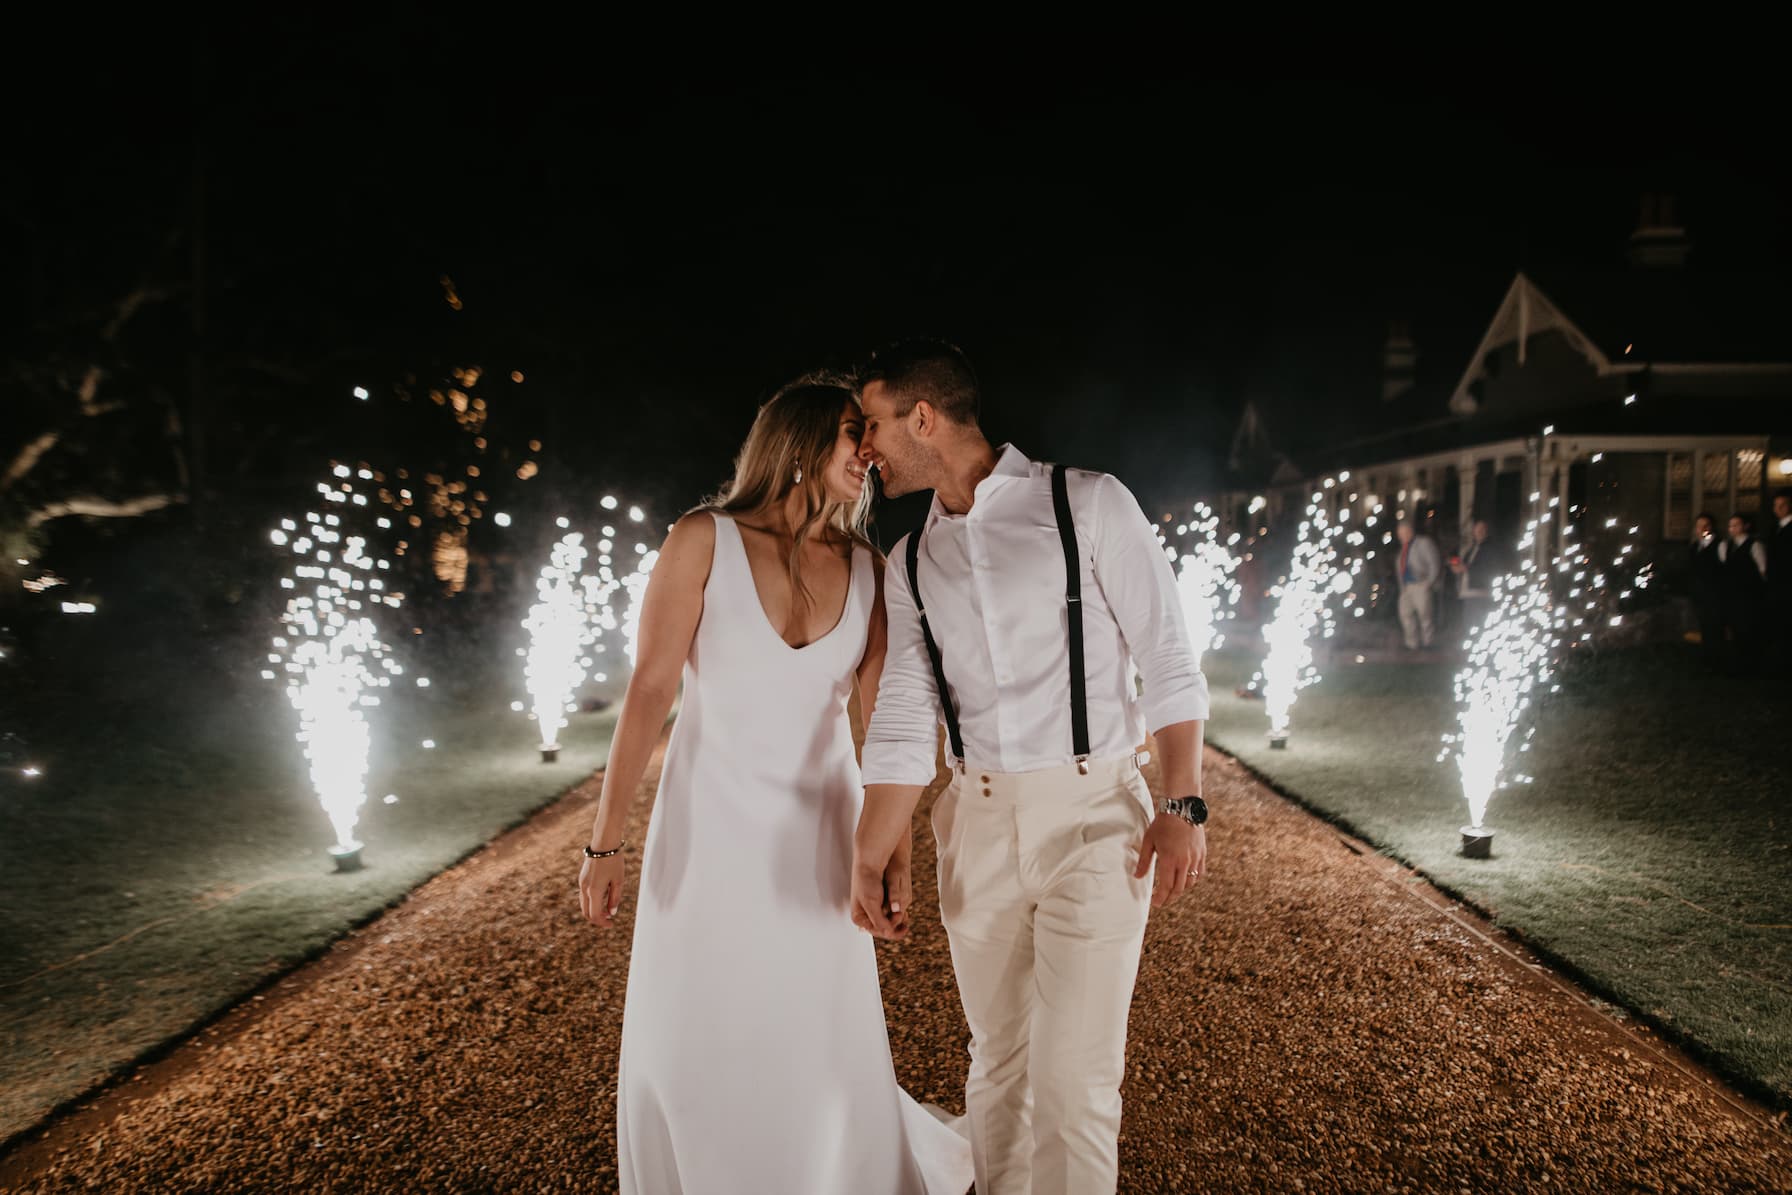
left=659, top=510, right=718, bottom=568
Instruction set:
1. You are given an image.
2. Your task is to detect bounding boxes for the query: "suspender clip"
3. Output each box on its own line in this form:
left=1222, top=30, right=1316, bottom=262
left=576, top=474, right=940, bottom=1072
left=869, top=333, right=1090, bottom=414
left=1075, top=754, right=1090, bottom=775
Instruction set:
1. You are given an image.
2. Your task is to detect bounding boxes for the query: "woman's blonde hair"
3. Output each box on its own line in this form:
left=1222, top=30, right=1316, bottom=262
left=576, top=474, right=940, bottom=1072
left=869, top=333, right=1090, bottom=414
left=701, top=370, right=873, bottom=610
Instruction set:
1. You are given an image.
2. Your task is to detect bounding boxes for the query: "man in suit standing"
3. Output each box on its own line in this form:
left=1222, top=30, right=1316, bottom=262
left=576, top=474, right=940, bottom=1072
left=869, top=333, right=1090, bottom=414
left=1719, top=512, right=1770, bottom=674
left=1449, top=518, right=1511, bottom=641
left=1395, top=520, right=1442, bottom=650
left=1768, top=489, right=1792, bottom=663
left=1688, top=512, right=1724, bottom=673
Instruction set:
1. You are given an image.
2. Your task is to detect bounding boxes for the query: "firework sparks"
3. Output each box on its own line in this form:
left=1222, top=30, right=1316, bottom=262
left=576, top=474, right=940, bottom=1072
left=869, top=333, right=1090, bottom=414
left=519, top=513, right=661, bottom=756
left=1172, top=503, right=1242, bottom=666
left=524, top=531, right=596, bottom=756
left=1259, top=482, right=1365, bottom=743
left=266, top=476, right=412, bottom=864
left=1440, top=505, right=1651, bottom=840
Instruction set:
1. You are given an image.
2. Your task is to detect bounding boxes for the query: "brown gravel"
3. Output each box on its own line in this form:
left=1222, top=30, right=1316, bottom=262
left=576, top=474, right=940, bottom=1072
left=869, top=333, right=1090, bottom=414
left=3, top=739, right=1789, bottom=1193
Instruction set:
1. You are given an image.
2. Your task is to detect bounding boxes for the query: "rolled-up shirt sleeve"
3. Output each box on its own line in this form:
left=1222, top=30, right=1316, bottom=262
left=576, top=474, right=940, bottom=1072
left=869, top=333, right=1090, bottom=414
left=1090, top=473, right=1210, bottom=731
left=862, top=533, right=946, bottom=786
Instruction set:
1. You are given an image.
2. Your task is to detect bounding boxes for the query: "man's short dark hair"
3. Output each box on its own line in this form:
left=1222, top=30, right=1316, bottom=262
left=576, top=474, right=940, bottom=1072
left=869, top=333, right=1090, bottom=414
left=854, top=338, right=981, bottom=426
left=1731, top=512, right=1755, bottom=531
left=1695, top=510, right=1716, bottom=526
left=1774, top=487, right=1792, bottom=503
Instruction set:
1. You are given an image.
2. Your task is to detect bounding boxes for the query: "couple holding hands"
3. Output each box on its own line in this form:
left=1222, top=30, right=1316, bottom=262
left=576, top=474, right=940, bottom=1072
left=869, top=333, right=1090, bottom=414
left=578, top=339, right=1211, bottom=1194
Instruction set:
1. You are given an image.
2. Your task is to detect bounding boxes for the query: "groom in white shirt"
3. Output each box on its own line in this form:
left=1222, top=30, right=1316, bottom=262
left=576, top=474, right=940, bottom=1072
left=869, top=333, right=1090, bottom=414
left=849, top=339, right=1209, bottom=1195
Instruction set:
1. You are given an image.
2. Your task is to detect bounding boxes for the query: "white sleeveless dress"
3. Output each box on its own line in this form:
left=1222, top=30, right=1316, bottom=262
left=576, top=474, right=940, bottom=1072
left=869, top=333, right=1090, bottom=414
left=616, top=513, right=973, bottom=1195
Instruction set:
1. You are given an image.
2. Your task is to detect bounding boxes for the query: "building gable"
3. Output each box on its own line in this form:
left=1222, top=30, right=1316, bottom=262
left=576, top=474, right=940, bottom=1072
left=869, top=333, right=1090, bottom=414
left=1449, top=273, right=1611, bottom=416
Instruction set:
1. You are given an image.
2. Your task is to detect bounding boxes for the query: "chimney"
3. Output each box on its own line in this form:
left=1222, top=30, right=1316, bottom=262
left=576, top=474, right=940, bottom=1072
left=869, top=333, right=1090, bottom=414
left=1381, top=319, right=1416, bottom=402
left=1628, top=193, right=1690, bottom=268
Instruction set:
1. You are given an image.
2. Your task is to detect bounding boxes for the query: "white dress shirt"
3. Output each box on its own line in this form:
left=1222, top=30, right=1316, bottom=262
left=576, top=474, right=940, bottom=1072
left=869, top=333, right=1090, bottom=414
left=862, top=444, right=1210, bottom=785
left=1718, top=535, right=1769, bottom=578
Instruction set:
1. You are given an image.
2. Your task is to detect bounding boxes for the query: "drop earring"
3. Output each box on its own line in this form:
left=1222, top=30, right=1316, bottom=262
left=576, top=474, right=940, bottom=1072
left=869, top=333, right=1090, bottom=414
left=793, top=464, right=803, bottom=485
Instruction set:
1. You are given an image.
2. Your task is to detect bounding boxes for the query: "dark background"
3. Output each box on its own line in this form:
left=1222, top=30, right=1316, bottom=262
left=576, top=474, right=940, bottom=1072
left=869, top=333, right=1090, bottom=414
left=6, top=24, right=1789, bottom=533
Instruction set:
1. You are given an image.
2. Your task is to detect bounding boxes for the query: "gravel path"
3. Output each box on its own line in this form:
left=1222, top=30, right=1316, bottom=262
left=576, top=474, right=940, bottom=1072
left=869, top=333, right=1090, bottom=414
left=3, top=741, right=1788, bottom=1193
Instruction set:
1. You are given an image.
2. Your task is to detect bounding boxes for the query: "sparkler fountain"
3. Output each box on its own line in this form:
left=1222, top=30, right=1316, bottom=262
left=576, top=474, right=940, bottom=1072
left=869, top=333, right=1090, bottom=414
left=1258, top=480, right=1365, bottom=749
left=1171, top=502, right=1242, bottom=667
left=266, top=474, right=413, bottom=872
left=518, top=506, right=662, bottom=761
left=1440, top=499, right=1651, bottom=857
left=524, top=531, right=596, bottom=763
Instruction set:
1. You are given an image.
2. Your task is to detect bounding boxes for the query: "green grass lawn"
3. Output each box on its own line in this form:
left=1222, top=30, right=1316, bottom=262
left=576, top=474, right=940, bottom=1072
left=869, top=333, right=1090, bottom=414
left=1202, top=642, right=1792, bottom=1107
left=0, top=648, right=618, bottom=1144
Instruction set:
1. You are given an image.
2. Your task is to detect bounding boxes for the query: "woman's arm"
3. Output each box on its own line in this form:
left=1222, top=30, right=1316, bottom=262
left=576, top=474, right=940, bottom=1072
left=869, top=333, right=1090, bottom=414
left=579, top=513, right=713, bottom=928
left=854, top=553, right=889, bottom=740
left=852, top=557, right=908, bottom=869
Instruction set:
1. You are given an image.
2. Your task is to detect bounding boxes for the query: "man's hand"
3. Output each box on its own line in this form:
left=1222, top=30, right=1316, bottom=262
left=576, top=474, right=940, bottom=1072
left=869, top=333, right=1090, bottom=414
left=850, top=852, right=910, bottom=940
left=883, top=855, right=913, bottom=938
left=1134, top=815, right=1206, bottom=908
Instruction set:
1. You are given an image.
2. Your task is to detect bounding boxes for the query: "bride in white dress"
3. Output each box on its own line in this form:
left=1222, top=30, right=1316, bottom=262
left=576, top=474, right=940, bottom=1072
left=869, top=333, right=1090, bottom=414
left=578, top=373, right=973, bottom=1194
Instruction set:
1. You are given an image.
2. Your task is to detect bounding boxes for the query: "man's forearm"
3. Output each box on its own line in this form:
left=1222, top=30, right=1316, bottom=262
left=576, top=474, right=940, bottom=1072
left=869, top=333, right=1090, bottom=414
left=1152, top=719, right=1205, bottom=798
left=857, top=783, right=927, bottom=870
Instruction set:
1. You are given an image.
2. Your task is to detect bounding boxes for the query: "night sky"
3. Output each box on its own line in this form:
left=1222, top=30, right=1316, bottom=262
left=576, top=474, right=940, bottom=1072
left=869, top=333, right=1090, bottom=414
left=8, top=25, right=1789, bottom=531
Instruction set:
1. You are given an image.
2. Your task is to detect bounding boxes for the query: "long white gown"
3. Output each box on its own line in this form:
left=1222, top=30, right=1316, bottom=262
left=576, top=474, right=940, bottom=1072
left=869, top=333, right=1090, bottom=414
left=617, top=513, right=973, bottom=1194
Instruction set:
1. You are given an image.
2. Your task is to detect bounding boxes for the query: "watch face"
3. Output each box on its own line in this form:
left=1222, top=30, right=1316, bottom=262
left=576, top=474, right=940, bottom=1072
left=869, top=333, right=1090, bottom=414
left=1164, top=797, right=1207, bottom=825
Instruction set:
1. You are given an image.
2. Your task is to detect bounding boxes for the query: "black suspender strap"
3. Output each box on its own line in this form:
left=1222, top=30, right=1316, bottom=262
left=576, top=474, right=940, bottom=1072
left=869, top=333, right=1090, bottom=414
left=1050, top=464, right=1092, bottom=770
left=905, top=464, right=1091, bottom=776
left=906, top=527, right=965, bottom=770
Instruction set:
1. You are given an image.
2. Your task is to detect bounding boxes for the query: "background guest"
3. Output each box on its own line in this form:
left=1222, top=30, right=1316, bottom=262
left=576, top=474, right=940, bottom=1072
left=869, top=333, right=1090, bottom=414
left=1688, top=513, right=1724, bottom=673
left=1768, top=489, right=1792, bottom=663
left=1449, top=518, right=1511, bottom=641
left=1395, top=520, right=1442, bottom=651
left=1718, top=512, right=1769, bottom=674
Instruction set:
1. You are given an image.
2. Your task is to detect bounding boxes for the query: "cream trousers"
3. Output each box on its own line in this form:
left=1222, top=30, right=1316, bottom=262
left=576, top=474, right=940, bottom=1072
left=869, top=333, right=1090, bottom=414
left=1398, top=583, right=1435, bottom=649
left=931, top=753, right=1154, bottom=1195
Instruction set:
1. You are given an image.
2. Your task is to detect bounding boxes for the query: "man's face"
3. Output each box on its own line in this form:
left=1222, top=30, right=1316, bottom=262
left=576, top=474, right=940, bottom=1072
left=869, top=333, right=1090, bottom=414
left=1472, top=521, right=1490, bottom=543
left=1396, top=523, right=1414, bottom=544
left=1775, top=495, right=1791, bottom=520
left=857, top=381, right=934, bottom=499
left=1729, top=516, right=1747, bottom=540
left=1695, top=516, right=1713, bottom=539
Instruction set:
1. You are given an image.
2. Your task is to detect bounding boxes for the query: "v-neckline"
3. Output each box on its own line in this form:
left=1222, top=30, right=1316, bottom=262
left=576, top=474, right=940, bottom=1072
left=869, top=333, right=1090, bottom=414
left=726, top=515, right=857, bottom=652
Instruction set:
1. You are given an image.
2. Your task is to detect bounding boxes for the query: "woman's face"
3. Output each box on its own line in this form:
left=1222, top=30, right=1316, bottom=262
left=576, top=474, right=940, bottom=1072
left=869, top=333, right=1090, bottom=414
left=821, top=400, right=869, bottom=504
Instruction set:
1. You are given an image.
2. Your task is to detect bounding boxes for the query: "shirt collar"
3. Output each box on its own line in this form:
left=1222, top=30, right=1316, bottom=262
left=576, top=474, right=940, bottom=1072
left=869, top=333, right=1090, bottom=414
left=924, top=443, right=1035, bottom=527
left=990, top=442, right=1033, bottom=479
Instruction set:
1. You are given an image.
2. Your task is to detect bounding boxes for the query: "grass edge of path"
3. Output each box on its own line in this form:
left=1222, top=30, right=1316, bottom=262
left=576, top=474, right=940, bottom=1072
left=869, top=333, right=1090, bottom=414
left=1204, top=739, right=1792, bottom=1119
left=0, top=763, right=612, bottom=1160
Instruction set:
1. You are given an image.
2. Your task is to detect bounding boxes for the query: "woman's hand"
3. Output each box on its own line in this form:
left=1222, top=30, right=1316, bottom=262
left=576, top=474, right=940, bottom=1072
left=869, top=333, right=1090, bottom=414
left=882, top=854, right=913, bottom=939
left=579, top=852, right=627, bottom=929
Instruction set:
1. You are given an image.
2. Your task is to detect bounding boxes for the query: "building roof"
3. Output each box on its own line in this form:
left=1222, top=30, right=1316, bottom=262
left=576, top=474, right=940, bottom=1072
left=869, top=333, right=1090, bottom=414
left=1528, top=264, right=1792, bottom=367
left=1448, top=269, right=1792, bottom=414
left=1234, top=259, right=1792, bottom=490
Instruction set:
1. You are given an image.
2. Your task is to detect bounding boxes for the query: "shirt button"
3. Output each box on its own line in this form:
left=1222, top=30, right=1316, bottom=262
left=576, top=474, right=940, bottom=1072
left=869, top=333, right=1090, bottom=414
left=980, top=774, right=991, bottom=783
left=982, top=787, right=993, bottom=798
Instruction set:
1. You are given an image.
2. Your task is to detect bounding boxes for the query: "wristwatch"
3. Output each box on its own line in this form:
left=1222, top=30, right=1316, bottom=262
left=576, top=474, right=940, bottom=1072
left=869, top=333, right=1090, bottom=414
left=1161, top=796, right=1208, bottom=826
